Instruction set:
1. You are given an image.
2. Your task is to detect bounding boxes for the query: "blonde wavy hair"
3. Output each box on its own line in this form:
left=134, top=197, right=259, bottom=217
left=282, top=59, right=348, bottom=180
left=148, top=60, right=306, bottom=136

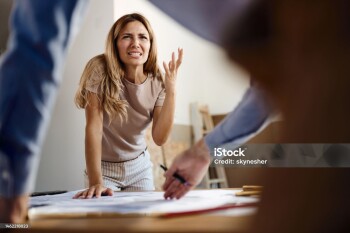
left=75, top=13, right=163, bottom=122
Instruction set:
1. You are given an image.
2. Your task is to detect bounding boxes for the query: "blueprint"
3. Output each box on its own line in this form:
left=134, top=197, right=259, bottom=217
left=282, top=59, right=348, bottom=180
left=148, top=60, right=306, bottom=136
left=29, top=189, right=258, bottom=219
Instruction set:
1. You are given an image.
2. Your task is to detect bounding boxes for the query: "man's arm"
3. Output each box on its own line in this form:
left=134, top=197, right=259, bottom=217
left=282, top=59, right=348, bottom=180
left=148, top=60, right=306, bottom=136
left=163, top=86, right=273, bottom=199
left=205, top=85, right=273, bottom=152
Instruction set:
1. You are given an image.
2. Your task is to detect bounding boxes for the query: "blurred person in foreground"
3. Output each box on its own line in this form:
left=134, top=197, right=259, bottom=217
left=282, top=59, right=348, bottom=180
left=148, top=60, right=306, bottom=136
left=163, top=0, right=350, bottom=232
left=0, top=0, right=88, bottom=223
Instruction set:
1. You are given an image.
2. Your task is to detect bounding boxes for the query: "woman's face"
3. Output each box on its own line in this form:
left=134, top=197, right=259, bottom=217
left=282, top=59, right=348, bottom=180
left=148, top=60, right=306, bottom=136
left=117, top=21, right=151, bottom=69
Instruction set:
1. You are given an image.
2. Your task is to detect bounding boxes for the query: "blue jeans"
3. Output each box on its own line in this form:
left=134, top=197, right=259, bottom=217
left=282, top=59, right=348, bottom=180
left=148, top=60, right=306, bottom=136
left=0, top=0, right=89, bottom=197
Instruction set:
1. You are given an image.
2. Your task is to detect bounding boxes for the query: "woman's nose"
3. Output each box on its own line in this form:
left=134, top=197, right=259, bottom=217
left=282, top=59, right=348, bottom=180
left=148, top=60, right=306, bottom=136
left=131, top=39, right=140, bottom=48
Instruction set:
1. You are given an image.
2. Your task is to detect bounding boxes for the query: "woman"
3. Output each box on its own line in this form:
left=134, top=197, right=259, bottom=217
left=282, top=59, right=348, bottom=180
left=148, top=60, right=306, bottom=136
left=73, top=13, right=183, bottom=198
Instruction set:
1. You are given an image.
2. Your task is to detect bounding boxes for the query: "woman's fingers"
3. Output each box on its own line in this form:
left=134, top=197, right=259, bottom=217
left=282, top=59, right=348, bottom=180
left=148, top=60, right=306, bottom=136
left=163, top=61, right=170, bottom=76
left=176, top=48, right=183, bottom=68
left=172, top=52, right=176, bottom=70
left=73, top=189, right=89, bottom=199
left=102, top=188, right=114, bottom=196
left=169, top=61, right=173, bottom=70
left=73, top=191, right=84, bottom=199
left=164, top=48, right=183, bottom=74
left=95, top=186, right=103, bottom=198
left=86, top=187, right=96, bottom=199
left=72, top=186, right=113, bottom=199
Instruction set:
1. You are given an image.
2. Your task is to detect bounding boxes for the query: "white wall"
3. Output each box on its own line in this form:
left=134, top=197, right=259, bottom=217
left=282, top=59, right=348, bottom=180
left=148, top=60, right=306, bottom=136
left=35, top=0, right=249, bottom=192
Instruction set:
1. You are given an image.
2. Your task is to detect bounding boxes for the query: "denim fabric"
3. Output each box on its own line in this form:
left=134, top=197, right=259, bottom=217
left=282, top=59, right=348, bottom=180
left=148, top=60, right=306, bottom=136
left=0, top=0, right=89, bottom=197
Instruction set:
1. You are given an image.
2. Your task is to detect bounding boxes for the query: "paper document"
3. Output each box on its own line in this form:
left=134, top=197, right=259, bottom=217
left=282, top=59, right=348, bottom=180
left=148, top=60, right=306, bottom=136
left=29, top=189, right=258, bottom=219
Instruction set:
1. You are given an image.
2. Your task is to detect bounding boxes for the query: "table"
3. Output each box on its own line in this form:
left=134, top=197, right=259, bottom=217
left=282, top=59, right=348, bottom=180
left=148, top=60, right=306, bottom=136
left=28, top=215, right=254, bottom=233
left=26, top=189, right=256, bottom=233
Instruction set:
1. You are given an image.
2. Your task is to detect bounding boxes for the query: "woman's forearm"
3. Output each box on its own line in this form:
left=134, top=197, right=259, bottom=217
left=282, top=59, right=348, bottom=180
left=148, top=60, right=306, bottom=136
left=152, top=91, right=176, bottom=145
left=85, top=125, right=103, bottom=186
left=152, top=48, right=183, bottom=145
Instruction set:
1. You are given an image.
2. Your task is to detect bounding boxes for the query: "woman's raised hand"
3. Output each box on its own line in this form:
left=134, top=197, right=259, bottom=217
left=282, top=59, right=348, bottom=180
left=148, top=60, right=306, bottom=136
left=163, top=48, right=183, bottom=93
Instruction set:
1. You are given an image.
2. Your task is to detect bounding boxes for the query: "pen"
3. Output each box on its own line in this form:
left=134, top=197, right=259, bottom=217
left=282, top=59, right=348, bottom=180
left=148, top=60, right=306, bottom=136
left=160, top=164, right=190, bottom=186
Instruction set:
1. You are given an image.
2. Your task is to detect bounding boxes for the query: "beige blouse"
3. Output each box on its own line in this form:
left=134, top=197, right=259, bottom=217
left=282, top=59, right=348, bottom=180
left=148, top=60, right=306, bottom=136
left=85, top=70, right=165, bottom=162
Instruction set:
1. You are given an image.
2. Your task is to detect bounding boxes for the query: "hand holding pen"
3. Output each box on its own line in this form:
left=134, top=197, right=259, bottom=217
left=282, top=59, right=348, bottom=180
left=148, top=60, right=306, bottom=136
left=160, top=164, right=191, bottom=187
left=162, top=139, right=211, bottom=199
